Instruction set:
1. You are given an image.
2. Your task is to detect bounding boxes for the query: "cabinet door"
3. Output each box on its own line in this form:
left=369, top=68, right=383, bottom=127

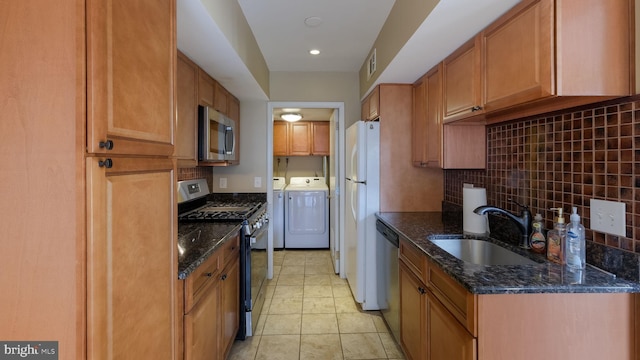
left=400, top=262, right=427, bottom=360
left=87, top=0, right=175, bottom=156
left=184, top=280, right=221, bottom=360
left=214, top=82, right=228, bottom=115
left=198, top=70, right=215, bottom=107
left=86, top=157, right=176, bottom=360
left=427, top=295, right=477, bottom=360
left=311, top=122, right=330, bottom=156
left=442, top=35, right=483, bottom=122
left=425, top=66, right=443, bottom=167
left=289, top=122, right=311, bottom=156
left=175, top=51, right=198, bottom=167
left=361, top=97, right=370, bottom=120
left=273, top=121, right=289, bottom=156
left=411, top=76, right=428, bottom=167
left=227, top=95, right=240, bottom=121
left=220, top=257, right=240, bottom=358
left=369, top=86, right=380, bottom=120
left=482, top=0, right=553, bottom=112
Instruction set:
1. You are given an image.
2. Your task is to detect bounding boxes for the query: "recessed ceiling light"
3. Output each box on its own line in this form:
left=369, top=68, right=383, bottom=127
left=304, top=16, right=323, bottom=27
left=309, top=49, right=320, bottom=55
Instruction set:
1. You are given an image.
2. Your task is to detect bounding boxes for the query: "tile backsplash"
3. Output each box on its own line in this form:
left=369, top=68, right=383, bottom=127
left=445, top=95, right=640, bottom=255
left=177, top=167, right=213, bottom=190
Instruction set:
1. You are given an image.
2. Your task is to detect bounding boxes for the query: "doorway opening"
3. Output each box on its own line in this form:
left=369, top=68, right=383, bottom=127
left=266, top=101, right=346, bottom=279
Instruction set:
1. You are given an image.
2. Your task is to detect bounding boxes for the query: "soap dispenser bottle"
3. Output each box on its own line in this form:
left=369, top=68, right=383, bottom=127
left=529, top=213, right=546, bottom=254
left=547, top=208, right=565, bottom=264
left=565, top=206, right=586, bottom=269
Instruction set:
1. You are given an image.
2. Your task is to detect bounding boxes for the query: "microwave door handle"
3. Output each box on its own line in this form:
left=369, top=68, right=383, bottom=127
left=225, top=126, right=234, bottom=155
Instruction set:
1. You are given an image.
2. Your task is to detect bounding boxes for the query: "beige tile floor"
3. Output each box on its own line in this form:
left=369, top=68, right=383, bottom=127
left=228, top=249, right=405, bottom=360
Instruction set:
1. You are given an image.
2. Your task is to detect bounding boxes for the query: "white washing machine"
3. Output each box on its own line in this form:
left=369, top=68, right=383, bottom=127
left=285, top=177, right=329, bottom=249
left=254, top=177, right=286, bottom=250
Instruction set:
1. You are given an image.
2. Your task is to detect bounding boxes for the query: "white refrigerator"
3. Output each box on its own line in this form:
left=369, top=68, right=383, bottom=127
left=345, top=120, right=381, bottom=310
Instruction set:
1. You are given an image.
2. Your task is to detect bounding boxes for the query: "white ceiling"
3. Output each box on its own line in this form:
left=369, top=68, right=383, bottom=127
left=237, top=0, right=395, bottom=72
left=177, top=0, right=521, bottom=105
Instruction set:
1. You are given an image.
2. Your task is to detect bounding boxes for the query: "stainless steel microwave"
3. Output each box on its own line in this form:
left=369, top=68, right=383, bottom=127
left=198, top=105, right=236, bottom=162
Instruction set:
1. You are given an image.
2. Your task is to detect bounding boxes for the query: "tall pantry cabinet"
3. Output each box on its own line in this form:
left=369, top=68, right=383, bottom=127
left=1, top=1, right=178, bottom=359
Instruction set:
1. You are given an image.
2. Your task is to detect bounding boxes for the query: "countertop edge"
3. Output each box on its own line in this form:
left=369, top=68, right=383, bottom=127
left=177, top=223, right=243, bottom=280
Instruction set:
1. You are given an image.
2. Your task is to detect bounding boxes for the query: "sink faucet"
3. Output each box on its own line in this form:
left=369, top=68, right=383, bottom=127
left=474, top=200, right=532, bottom=249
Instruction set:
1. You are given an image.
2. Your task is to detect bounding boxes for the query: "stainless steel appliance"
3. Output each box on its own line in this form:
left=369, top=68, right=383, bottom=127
left=376, top=219, right=400, bottom=343
left=177, top=179, right=267, bottom=339
left=198, top=105, right=236, bottom=162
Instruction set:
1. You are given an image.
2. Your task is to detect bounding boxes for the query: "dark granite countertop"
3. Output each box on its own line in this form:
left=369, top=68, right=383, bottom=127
left=177, top=222, right=242, bottom=280
left=376, top=212, right=640, bottom=294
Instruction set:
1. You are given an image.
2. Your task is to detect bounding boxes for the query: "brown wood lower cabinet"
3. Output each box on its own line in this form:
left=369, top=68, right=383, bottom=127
left=183, top=234, right=240, bottom=360
left=399, top=239, right=638, bottom=360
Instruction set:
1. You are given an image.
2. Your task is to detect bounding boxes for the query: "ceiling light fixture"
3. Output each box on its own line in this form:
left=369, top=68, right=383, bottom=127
left=309, top=49, right=320, bottom=55
left=281, top=113, right=302, bottom=122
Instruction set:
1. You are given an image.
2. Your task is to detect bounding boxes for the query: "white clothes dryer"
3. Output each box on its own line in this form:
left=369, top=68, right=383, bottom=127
left=284, top=177, right=329, bottom=249
left=254, top=177, right=286, bottom=250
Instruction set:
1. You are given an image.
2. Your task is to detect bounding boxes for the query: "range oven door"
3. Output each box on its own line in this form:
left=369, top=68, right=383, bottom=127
left=246, top=225, right=267, bottom=336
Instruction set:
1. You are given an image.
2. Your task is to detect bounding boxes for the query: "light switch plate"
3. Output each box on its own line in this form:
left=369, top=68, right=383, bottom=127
left=589, top=199, right=626, bottom=237
left=219, top=177, right=227, bottom=189
left=254, top=177, right=262, bottom=188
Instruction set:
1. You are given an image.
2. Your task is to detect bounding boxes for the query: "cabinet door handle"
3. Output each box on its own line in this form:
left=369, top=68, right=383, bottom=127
left=471, top=106, right=482, bottom=112
left=98, top=159, right=113, bottom=168
left=418, top=287, right=426, bottom=295
left=221, top=274, right=227, bottom=281
left=99, top=140, right=114, bottom=150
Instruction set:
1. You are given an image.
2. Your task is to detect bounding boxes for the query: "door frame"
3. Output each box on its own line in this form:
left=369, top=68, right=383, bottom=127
left=266, top=101, right=346, bottom=278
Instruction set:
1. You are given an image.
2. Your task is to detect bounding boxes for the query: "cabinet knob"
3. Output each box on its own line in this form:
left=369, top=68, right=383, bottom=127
left=418, top=287, right=426, bottom=295
left=99, top=140, right=114, bottom=150
left=221, top=274, right=227, bottom=281
left=98, top=159, right=113, bottom=168
left=471, top=106, right=483, bottom=112
left=204, top=272, right=213, bottom=277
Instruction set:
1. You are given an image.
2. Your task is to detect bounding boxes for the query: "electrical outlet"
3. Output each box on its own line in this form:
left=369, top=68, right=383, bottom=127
left=254, top=177, right=262, bottom=188
left=589, top=199, right=626, bottom=237
left=219, top=177, right=227, bottom=189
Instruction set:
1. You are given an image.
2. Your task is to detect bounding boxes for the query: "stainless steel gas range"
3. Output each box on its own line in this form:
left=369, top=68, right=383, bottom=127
left=177, top=179, right=268, bottom=340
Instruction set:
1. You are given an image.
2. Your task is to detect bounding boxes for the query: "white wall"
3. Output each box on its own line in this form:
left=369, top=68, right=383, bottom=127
left=212, top=99, right=268, bottom=192
left=273, top=156, right=325, bottom=182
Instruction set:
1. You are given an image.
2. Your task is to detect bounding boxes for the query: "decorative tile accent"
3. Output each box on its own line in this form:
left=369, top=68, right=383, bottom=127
left=444, top=96, right=640, bottom=256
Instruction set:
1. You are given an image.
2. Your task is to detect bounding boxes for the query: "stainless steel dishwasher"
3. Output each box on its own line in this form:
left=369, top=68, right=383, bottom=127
left=376, top=219, right=400, bottom=343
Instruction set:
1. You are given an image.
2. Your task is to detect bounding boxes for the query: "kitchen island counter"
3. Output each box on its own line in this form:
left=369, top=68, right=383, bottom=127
left=376, top=212, right=640, bottom=294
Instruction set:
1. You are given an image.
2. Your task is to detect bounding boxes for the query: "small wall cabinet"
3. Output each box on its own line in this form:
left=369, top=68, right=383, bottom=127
left=361, top=86, right=380, bottom=120
left=273, top=121, right=330, bottom=156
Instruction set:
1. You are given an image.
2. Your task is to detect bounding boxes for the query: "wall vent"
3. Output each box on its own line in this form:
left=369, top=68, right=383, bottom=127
left=367, top=48, right=376, bottom=79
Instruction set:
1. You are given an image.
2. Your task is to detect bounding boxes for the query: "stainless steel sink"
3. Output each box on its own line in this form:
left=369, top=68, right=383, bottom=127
left=428, top=238, right=537, bottom=266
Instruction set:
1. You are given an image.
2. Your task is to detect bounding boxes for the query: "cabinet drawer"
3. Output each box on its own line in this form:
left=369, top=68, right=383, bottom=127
left=185, top=251, right=222, bottom=313
left=427, top=261, right=477, bottom=336
left=221, top=234, right=240, bottom=267
left=399, top=239, right=428, bottom=283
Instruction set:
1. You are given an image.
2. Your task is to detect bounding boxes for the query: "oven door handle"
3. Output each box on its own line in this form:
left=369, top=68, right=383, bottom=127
left=250, top=225, right=268, bottom=245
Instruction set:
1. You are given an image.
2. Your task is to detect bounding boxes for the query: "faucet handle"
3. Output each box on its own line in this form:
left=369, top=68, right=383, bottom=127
left=508, top=198, right=530, bottom=212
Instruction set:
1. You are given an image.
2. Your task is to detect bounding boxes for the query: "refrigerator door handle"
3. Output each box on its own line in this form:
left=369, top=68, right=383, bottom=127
left=350, top=182, right=357, bottom=222
left=354, top=180, right=366, bottom=185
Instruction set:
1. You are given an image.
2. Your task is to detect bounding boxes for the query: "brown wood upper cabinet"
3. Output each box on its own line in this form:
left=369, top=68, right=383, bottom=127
left=273, top=121, right=330, bottom=156
left=482, top=0, right=631, bottom=120
left=413, top=64, right=486, bottom=169
left=86, top=0, right=175, bottom=156
left=214, top=82, right=228, bottom=114
left=361, top=86, right=380, bottom=120
left=175, top=51, right=198, bottom=167
left=198, top=70, right=215, bottom=107
left=442, top=35, right=484, bottom=123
